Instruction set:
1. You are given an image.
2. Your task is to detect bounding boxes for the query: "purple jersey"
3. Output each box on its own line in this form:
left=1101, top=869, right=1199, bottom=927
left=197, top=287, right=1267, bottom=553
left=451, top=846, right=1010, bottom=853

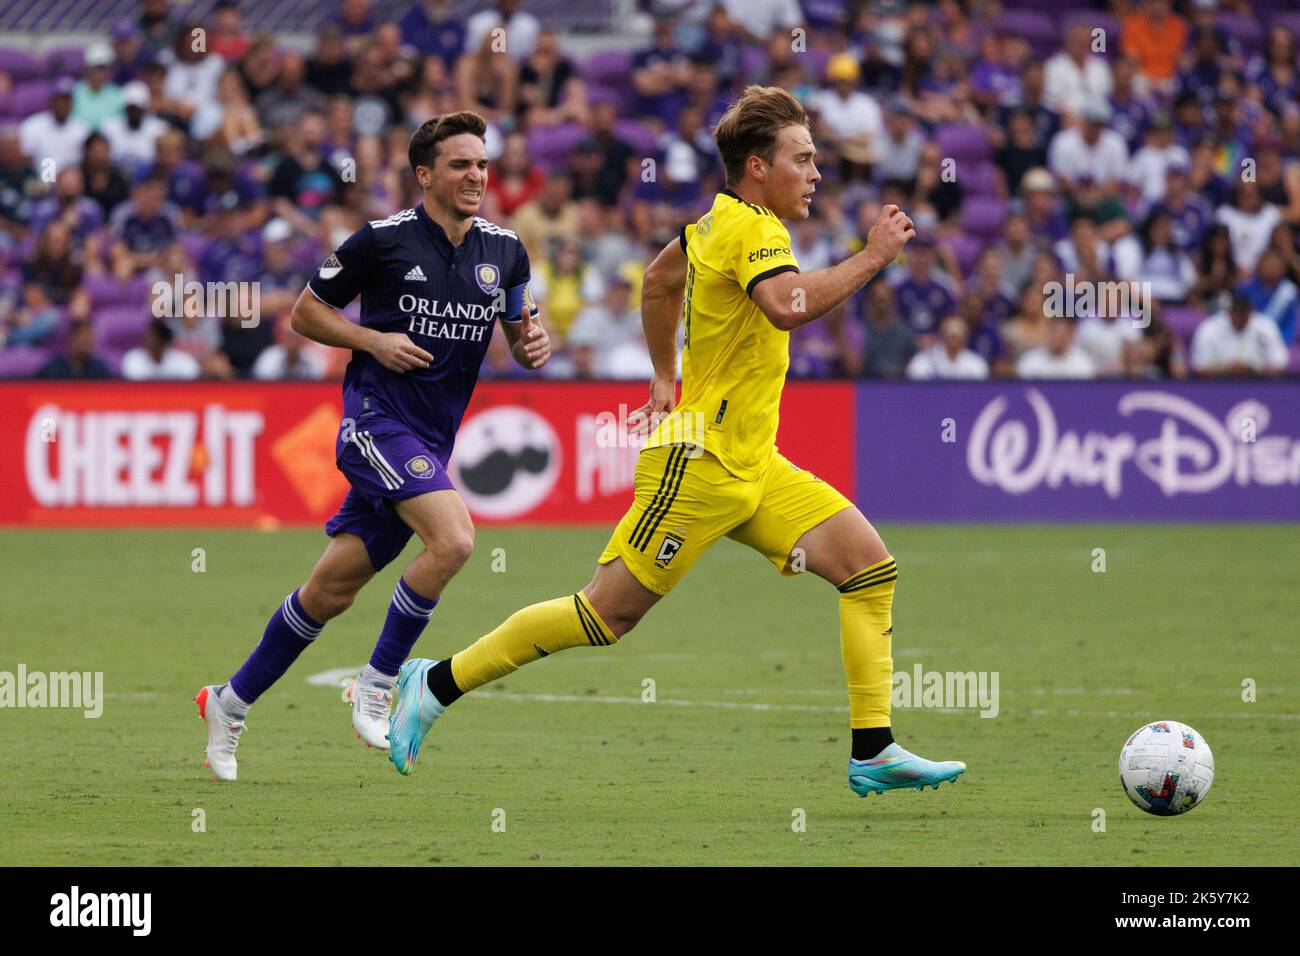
left=893, top=277, right=957, bottom=337
left=307, top=204, right=531, bottom=465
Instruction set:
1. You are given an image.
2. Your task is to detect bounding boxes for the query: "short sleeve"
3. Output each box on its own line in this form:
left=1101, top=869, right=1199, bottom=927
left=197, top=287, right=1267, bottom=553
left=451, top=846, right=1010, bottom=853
left=502, top=239, right=533, bottom=324
left=733, top=213, right=799, bottom=298
left=307, top=224, right=375, bottom=310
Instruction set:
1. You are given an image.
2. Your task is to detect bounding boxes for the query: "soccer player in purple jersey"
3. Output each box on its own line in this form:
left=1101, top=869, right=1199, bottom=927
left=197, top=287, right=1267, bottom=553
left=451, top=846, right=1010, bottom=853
left=196, top=112, right=551, bottom=780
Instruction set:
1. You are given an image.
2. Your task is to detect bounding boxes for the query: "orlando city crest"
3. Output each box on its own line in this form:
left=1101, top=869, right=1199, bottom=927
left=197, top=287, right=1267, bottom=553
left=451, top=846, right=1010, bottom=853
left=475, top=263, right=500, bottom=295
left=405, top=455, right=436, bottom=479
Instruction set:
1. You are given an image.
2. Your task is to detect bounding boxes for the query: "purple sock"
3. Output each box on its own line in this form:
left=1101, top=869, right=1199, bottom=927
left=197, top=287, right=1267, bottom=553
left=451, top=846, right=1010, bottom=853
left=369, top=577, right=438, bottom=676
left=229, top=588, right=324, bottom=703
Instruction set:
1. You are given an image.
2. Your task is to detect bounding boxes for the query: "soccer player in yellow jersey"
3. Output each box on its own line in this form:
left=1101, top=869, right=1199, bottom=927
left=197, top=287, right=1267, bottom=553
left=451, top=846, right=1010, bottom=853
left=388, top=86, right=967, bottom=796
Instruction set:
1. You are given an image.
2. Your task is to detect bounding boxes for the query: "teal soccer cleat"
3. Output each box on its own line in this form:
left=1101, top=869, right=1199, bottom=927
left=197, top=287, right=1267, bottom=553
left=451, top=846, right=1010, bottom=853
left=387, top=658, right=445, bottom=776
left=848, top=742, right=966, bottom=797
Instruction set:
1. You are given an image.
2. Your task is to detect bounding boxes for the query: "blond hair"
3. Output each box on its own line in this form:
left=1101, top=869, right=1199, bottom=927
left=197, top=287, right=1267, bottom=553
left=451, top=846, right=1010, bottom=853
left=714, top=85, right=808, bottom=186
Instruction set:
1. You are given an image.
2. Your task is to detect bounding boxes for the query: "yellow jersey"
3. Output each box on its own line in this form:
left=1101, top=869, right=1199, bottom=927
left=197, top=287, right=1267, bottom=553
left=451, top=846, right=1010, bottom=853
left=646, top=189, right=800, bottom=481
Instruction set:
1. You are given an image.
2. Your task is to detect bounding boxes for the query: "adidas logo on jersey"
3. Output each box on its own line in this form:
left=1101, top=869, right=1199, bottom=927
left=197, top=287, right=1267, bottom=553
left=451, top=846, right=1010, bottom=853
left=405, top=265, right=427, bottom=282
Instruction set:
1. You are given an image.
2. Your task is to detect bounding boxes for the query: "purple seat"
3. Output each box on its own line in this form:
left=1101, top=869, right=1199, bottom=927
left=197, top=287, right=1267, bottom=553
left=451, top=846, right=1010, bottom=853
left=85, top=274, right=149, bottom=308
left=959, top=197, right=1008, bottom=241
left=3, top=80, right=53, bottom=120
left=581, top=49, right=634, bottom=86
left=0, top=47, right=41, bottom=82
left=42, top=46, right=85, bottom=76
left=1290, top=343, right=1300, bottom=375
left=995, top=11, right=1059, bottom=60
left=0, top=346, right=51, bottom=378
left=739, top=45, right=769, bottom=80
left=614, top=120, right=657, bottom=159
left=961, top=161, right=1001, bottom=198
left=1218, top=14, right=1265, bottom=58
left=526, top=122, right=588, bottom=173
left=936, top=123, right=992, bottom=165
left=96, top=305, right=153, bottom=351
left=945, top=233, right=985, bottom=279
left=1160, top=305, right=1205, bottom=348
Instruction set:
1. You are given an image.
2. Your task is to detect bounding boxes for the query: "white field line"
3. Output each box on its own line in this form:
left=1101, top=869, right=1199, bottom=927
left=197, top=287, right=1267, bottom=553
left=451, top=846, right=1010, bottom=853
left=300, top=668, right=1299, bottom=719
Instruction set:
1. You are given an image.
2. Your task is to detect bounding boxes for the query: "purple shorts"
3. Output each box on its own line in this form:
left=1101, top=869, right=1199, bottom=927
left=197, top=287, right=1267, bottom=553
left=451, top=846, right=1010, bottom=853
left=324, top=421, right=455, bottom=571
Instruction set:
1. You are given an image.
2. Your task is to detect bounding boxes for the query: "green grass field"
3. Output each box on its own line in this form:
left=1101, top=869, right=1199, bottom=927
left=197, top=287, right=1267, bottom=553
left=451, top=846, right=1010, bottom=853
left=1, top=524, right=1296, bottom=866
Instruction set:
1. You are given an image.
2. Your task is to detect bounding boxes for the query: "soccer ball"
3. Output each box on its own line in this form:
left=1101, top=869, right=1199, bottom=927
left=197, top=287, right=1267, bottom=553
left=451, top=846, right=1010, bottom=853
left=1118, top=721, right=1214, bottom=816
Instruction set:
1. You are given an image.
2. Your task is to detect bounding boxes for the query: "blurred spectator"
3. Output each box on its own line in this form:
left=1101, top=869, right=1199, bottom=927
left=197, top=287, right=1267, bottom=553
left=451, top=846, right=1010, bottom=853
left=1077, top=309, right=1142, bottom=378
left=192, top=69, right=264, bottom=156
left=1136, top=210, right=1197, bottom=303
left=1190, top=223, right=1238, bottom=308
left=1150, top=158, right=1211, bottom=252
left=465, top=0, right=541, bottom=65
left=256, top=52, right=326, bottom=137
left=810, top=54, right=883, bottom=175
left=1017, top=315, right=1096, bottom=379
left=1246, top=26, right=1299, bottom=122
left=122, top=319, right=201, bottom=380
left=874, top=98, right=923, bottom=187
left=531, top=237, right=600, bottom=344
left=72, top=42, right=125, bottom=132
left=906, top=315, right=989, bottom=380
left=1020, top=168, right=1069, bottom=245
left=138, top=0, right=180, bottom=58
left=695, top=5, right=743, bottom=91
left=334, top=0, right=376, bottom=48
left=108, top=170, right=182, bottom=280
left=110, top=18, right=151, bottom=85
left=721, top=0, right=801, bottom=45
left=0, top=130, right=40, bottom=242
left=1190, top=292, right=1289, bottom=377
left=29, top=167, right=105, bottom=245
left=1003, top=286, right=1049, bottom=366
left=1240, top=249, right=1299, bottom=345
left=160, top=23, right=226, bottom=122
left=350, top=40, right=404, bottom=135
left=486, top=131, right=543, bottom=219
left=996, top=109, right=1049, bottom=198
left=1215, top=181, right=1281, bottom=275
left=208, top=0, right=252, bottom=63
left=892, top=239, right=956, bottom=340
left=633, top=15, right=692, bottom=130
left=1122, top=0, right=1187, bottom=93
left=400, top=0, right=465, bottom=70
left=306, top=25, right=355, bottom=96
left=1108, top=56, right=1154, bottom=152
left=269, top=112, right=343, bottom=235
left=512, top=174, right=578, bottom=265
left=1047, top=99, right=1129, bottom=191
left=1044, top=23, right=1112, bottom=119
left=1126, top=114, right=1189, bottom=206
left=994, top=215, right=1037, bottom=298
left=567, top=273, right=653, bottom=379
left=860, top=281, right=917, bottom=380
left=101, top=82, right=169, bottom=175
left=253, top=315, right=329, bottom=380
left=18, top=79, right=90, bottom=171
left=36, top=320, right=113, bottom=380
left=569, top=102, right=636, bottom=207
left=518, top=28, right=588, bottom=128
left=81, top=133, right=130, bottom=218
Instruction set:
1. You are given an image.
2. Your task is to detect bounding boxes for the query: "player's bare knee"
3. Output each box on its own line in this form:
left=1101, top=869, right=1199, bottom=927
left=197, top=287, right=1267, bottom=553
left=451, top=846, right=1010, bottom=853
left=300, top=581, right=356, bottom=621
left=427, top=529, right=474, bottom=573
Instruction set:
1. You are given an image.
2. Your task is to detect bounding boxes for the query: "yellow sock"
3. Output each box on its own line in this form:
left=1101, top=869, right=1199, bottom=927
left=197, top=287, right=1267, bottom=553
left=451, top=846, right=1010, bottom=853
left=451, top=592, right=617, bottom=693
left=837, top=556, right=897, bottom=729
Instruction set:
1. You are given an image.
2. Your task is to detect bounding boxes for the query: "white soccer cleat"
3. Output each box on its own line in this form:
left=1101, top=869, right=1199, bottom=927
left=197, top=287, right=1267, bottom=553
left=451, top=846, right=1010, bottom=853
left=195, top=685, right=245, bottom=781
left=345, top=676, right=393, bottom=750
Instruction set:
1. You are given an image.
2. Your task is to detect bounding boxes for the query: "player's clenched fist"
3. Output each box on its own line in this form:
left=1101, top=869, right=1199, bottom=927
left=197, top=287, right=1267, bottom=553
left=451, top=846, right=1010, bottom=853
left=512, top=304, right=551, bottom=369
left=866, top=203, right=917, bottom=264
left=370, top=331, right=434, bottom=372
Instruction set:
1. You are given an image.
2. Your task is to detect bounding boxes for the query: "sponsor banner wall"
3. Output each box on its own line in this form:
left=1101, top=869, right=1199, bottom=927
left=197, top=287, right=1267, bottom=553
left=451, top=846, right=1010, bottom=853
left=854, top=382, right=1300, bottom=521
left=0, top=382, right=855, bottom=527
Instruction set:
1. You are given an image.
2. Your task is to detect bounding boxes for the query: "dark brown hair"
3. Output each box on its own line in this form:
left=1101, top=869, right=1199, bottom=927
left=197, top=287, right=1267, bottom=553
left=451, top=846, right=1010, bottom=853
left=714, top=85, right=808, bottom=186
left=408, top=112, right=488, bottom=174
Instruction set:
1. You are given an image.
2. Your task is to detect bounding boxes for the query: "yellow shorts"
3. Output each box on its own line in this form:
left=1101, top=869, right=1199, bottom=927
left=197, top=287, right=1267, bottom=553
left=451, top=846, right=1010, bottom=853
left=598, top=444, right=854, bottom=596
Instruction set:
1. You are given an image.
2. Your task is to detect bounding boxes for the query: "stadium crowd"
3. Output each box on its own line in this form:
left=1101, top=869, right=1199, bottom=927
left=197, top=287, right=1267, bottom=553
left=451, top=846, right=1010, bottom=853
left=2, top=0, right=1299, bottom=382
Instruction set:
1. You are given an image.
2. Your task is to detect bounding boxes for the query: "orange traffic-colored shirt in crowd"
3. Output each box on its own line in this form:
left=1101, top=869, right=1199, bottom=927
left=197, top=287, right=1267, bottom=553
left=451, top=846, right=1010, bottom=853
left=1121, top=13, right=1189, bottom=83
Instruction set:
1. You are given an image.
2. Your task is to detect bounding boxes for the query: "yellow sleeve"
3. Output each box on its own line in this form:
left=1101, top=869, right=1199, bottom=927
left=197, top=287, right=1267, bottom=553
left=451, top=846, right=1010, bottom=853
left=731, top=213, right=799, bottom=298
left=679, top=222, right=695, bottom=253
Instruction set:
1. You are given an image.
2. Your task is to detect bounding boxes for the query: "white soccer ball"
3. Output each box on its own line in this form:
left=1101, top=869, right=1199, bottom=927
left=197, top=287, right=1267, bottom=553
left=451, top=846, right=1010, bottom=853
left=1118, top=721, right=1214, bottom=816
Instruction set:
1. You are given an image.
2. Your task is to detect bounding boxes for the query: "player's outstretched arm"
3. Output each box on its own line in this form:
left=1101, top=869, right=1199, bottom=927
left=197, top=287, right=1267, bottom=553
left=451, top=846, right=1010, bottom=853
left=291, top=287, right=432, bottom=373
left=628, top=237, right=686, bottom=434
left=751, top=204, right=915, bottom=331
